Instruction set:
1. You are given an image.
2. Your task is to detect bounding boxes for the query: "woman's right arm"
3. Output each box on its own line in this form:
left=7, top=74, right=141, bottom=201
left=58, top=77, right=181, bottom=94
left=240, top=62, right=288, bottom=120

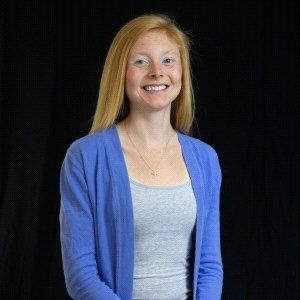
left=59, top=149, right=120, bottom=300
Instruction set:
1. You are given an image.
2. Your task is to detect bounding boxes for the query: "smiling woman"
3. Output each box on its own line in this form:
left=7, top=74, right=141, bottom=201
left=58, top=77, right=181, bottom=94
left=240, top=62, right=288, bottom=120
left=59, top=12, right=223, bottom=300
left=88, top=13, right=195, bottom=137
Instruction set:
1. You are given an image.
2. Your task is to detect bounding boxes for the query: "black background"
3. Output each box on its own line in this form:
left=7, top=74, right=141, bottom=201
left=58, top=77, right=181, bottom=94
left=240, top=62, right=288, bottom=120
left=0, top=1, right=298, bottom=299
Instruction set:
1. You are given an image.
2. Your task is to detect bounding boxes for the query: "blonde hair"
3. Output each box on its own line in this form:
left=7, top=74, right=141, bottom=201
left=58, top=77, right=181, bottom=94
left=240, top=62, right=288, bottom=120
left=88, top=13, right=196, bottom=135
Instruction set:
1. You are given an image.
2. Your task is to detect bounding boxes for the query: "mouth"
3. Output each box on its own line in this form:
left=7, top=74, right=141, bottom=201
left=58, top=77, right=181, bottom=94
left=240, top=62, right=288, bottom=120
left=142, top=84, right=169, bottom=92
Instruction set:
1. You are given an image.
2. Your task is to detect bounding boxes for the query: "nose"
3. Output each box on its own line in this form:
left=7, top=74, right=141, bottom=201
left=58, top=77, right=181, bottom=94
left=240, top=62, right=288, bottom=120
left=148, top=62, right=163, bottom=78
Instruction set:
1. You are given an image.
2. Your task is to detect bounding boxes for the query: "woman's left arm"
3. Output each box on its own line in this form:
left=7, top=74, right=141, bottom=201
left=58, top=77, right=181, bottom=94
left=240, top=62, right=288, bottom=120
left=196, top=149, right=223, bottom=300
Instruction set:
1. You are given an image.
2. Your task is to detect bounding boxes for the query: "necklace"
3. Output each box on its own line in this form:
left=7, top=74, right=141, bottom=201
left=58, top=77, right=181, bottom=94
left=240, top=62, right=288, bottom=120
left=124, top=119, right=173, bottom=179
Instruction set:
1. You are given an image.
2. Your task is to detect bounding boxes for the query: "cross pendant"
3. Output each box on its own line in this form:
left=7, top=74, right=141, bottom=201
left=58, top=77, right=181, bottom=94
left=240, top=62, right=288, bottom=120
left=151, top=171, right=158, bottom=179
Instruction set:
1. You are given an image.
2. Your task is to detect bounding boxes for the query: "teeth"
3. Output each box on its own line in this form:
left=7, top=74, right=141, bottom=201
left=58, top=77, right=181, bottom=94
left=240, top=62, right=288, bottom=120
left=144, top=85, right=167, bottom=91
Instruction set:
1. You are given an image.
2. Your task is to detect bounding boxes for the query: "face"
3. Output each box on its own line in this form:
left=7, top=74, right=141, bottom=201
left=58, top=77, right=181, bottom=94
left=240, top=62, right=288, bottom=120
left=125, top=29, right=182, bottom=111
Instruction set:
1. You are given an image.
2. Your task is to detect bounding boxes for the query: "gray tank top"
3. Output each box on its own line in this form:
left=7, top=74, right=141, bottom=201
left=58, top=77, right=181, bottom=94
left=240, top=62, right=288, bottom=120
left=129, top=177, right=197, bottom=300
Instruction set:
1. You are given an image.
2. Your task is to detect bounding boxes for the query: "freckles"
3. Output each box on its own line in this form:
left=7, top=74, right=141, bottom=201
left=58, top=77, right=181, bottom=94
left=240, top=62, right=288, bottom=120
left=125, top=69, right=145, bottom=95
left=176, top=66, right=183, bottom=79
left=173, top=68, right=182, bottom=81
left=125, top=68, right=135, bottom=85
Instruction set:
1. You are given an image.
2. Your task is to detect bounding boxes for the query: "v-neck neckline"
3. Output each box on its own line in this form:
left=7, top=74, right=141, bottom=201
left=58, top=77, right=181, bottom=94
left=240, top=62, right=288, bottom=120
left=112, top=122, right=185, bottom=176
left=113, top=122, right=182, bottom=151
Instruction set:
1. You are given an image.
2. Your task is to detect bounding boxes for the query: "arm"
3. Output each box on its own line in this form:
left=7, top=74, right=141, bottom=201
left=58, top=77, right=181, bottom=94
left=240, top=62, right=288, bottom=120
left=59, top=149, right=121, bottom=300
left=196, top=150, right=223, bottom=299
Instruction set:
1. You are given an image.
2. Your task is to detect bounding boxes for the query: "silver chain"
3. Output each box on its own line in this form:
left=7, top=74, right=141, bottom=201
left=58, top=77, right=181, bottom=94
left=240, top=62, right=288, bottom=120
left=124, top=119, right=172, bottom=179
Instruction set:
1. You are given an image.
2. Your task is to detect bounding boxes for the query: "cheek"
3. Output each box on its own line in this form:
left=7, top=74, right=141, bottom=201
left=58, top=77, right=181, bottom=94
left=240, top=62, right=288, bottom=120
left=125, top=67, right=141, bottom=89
left=173, top=67, right=183, bottom=84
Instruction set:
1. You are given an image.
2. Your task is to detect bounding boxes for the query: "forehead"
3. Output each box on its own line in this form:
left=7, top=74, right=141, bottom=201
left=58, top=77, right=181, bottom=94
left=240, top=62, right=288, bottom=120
left=129, top=30, right=180, bottom=55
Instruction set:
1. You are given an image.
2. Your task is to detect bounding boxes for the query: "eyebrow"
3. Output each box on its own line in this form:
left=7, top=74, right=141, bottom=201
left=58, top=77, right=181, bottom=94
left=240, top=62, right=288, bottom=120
left=129, top=49, right=179, bottom=57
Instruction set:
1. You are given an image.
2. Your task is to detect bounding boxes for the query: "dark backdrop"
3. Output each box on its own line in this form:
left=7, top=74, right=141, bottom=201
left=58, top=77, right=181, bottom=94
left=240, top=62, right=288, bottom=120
left=0, top=1, right=298, bottom=299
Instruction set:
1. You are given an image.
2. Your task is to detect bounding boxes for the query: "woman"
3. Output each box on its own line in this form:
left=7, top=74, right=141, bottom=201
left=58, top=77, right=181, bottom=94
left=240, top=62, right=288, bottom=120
left=59, top=13, right=223, bottom=300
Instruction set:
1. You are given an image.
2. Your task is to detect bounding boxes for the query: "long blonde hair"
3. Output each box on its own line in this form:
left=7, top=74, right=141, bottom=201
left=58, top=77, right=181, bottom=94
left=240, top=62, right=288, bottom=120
left=88, top=13, right=196, bottom=135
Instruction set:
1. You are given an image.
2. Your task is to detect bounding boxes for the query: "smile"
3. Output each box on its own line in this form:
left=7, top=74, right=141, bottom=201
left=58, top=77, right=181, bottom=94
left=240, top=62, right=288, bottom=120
left=143, top=84, right=169, bottom=92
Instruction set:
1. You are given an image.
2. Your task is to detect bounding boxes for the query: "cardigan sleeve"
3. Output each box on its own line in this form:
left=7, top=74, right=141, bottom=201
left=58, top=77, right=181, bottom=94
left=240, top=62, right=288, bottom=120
left=196, top=149, right=224, bottom=299
left=59, top=148, right=121, bottom=300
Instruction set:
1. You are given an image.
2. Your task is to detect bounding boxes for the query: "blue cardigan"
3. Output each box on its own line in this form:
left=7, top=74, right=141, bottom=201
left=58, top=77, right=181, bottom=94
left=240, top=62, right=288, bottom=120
left=59, top=123, right=223, bottom=300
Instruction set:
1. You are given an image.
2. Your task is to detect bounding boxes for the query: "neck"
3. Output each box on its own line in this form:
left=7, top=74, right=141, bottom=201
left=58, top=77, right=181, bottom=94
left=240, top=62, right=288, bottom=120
left=120, top=116, right=177, bottom=150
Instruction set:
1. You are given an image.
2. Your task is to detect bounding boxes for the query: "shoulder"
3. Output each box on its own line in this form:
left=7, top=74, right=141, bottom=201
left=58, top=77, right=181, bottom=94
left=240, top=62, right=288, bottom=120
left=64, top=127, right=112, bottom=163
left=67, top=132, right=101, bottom=154
left=179, top=132, right=221, bottom=167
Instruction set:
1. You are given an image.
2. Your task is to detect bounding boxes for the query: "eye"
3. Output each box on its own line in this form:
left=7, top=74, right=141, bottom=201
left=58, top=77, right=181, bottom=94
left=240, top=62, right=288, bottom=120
left=134, top=59, right=149, bottom=66
left=163, top=57, right=175, bottom=64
